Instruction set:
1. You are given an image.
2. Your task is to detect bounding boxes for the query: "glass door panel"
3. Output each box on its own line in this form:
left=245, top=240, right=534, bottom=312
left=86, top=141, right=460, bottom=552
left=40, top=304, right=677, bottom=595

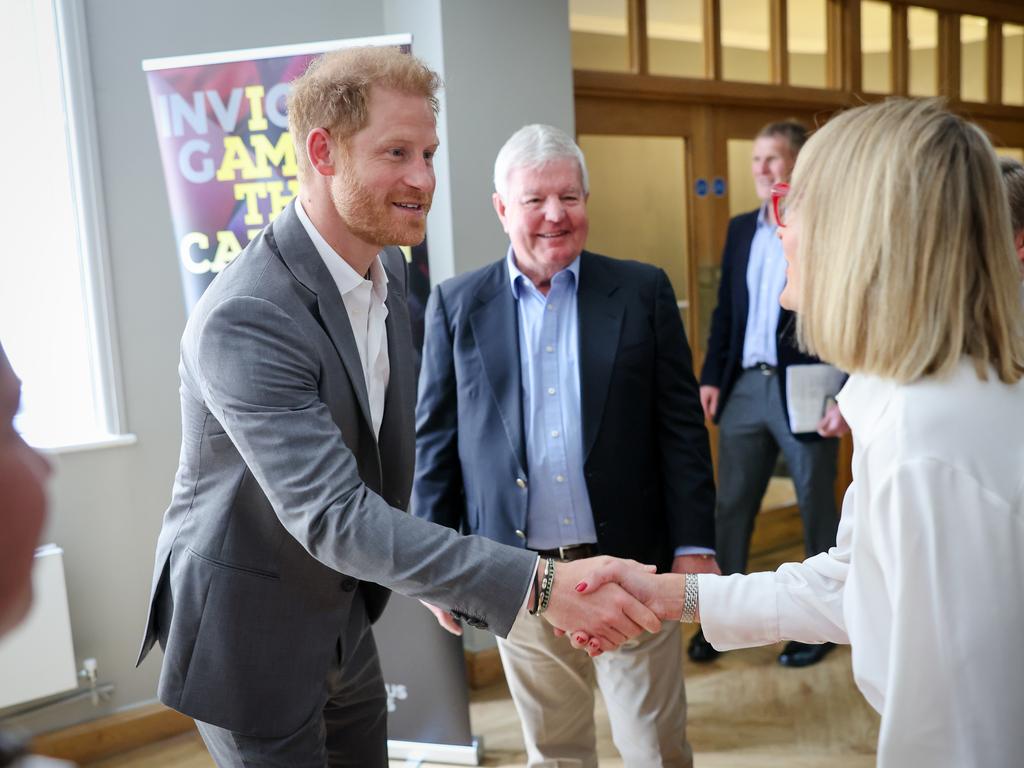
left=577, top=134, right=691, bottom=324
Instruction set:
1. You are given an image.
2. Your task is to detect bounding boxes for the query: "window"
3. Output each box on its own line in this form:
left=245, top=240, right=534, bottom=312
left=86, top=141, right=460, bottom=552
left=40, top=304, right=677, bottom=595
left=721, top=0, right=771, bottom=84
left=960, top=15, right=987, bottom=103
left=861, top=1, right=892, bottom=93
left=788, top=0, right=828, bottom=88
left=569, top=0, right=631, bottom=72
left=907, top=7, right=938, bottom=97
left=0, top=0, right=125, bottom=449
left=647, top=0, right=705, bottom=78
left=1005, top=24, right=1024, bottom=106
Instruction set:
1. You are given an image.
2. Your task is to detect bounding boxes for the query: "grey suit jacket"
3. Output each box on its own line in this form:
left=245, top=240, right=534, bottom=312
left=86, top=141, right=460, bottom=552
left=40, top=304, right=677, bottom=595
left=138, top=202, right=535, bottom=738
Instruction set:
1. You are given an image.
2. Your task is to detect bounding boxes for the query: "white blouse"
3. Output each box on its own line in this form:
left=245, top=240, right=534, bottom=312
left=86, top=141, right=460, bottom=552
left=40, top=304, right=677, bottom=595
left=699, top=360, right=1024, bottom=767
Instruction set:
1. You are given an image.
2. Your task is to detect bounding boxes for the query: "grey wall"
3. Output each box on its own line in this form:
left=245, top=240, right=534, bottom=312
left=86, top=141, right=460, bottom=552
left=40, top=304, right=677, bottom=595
left=9, top=0, right=572, bottom=733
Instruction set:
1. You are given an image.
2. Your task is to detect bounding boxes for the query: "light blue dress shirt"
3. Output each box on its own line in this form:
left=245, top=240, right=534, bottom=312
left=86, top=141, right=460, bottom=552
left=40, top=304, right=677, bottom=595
left=506, top=249, right=712, bottom=559
left=507, top=249, right=596, bottom=551
left=741, top=206, right=788, bottom=368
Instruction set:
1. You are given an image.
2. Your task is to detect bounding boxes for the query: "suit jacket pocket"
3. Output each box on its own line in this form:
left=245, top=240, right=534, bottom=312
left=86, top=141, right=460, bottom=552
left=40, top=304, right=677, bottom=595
left=173, top=549, right=339, bottom=738
left=186, top=547, right=279, bottom=580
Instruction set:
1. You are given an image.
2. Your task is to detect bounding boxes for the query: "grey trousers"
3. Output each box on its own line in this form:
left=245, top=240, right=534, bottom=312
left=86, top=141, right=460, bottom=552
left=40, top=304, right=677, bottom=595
left=194, top=592, right=387, bottom=768
left=716, top=368, right=839, bottom=576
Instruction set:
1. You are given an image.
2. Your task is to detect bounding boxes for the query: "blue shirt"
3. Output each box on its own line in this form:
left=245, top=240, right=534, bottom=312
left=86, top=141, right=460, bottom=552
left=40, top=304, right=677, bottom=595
left=741, top=206, right=788, bottom=368
left=506, top=249, right=713, bottom=559
left=507, top=249, right=596, bottom=550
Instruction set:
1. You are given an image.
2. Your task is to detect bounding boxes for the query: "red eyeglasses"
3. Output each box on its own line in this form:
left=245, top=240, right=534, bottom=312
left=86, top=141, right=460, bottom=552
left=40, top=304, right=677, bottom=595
left=770, top=182, right=790, bottom=228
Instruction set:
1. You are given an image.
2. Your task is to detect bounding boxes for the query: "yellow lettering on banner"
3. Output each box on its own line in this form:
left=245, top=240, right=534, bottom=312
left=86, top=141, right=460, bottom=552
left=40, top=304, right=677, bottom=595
left=251, top=133, right=297, bottom=178
left=234, top=183, right=267, bottom=226
left=245, top=85, right=268, bottom=132
left=179, top=230, right=243, bottom=275
left=232, top=179, right=299, bottom=226
left=217, top=136, right=260, bottom=181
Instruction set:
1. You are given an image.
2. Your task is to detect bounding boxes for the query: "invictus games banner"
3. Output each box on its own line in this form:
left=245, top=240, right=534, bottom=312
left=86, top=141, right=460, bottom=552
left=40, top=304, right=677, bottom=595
left=142, top=37, right=479, bottom=764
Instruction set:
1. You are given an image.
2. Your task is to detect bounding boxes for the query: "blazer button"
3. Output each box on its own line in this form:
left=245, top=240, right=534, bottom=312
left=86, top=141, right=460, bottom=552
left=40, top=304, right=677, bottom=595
left=514, top=529, right=526, bottom=540
left=516, top=478, right=527, bottom=489
left=340, top=578, right=358, bottom=592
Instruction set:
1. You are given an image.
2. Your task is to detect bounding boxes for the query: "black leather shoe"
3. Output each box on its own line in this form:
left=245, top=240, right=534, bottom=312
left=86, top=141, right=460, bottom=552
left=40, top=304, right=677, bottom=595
left=687, top=628, right=721, bottom=662
left=778, top=641, right=835, bottom=668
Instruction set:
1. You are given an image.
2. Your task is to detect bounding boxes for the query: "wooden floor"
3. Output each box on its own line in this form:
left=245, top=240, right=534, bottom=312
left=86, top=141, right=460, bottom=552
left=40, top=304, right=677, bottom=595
left=88, top=494, right=880, bottom=767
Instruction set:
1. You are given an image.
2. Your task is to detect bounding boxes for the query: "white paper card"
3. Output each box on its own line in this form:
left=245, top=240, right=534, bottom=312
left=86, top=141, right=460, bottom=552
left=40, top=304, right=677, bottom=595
left=785, top=364, right=846, bottom=434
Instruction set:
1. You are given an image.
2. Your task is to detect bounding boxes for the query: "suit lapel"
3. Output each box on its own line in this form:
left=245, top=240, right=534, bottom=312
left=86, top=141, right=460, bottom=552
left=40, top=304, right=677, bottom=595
left=271, top=203, right=375, bottom=436
left=577, top=252, right=624, bottom=461
left=734, top=210, right=759, bottom=330
left=379, top=256, right=413, bottom=453
left=470, top=264, right=527, bottom=473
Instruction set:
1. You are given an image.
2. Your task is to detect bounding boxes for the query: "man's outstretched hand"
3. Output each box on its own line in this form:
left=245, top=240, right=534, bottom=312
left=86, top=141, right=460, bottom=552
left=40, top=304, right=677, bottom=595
left=541, top=556, right=662, bottom=656
left=564, top=559, right=690, bottom=652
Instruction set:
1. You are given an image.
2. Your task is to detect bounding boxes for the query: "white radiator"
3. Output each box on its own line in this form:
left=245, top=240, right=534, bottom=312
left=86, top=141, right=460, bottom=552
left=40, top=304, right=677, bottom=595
left=0, top=545, right=78, bottom=709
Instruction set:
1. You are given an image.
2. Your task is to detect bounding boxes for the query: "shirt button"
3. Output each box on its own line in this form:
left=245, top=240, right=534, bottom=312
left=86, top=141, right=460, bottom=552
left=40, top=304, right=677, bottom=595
left=545, top=345, right=554, bottom=353
left=555, top=475, right=565, bottom=483
left=516, top=478, right=527, bottom=489
left=551, top=429, right=560, bottom=438
left=562, top=517, right=572, bottom=525
left=547, top=387, right=556, bottom=395
left=546, top=304, right=555, bottom=311
left=514, top=529, right=526, bottom=540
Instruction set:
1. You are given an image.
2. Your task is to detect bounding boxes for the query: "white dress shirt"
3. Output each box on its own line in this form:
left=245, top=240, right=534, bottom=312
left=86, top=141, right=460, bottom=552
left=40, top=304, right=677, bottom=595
left=294, top=199, right=389, bottom=438
left=699, top=359, right=1024, bottom=767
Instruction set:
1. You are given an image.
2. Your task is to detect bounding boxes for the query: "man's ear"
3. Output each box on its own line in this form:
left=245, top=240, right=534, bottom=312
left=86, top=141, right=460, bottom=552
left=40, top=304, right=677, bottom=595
left=307, top=128, right=335, bottom=177
left=492, top=192, right=509, bottom=233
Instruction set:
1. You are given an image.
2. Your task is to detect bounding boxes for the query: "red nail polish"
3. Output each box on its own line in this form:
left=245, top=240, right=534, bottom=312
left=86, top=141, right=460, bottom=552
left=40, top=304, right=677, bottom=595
left=575, top=582, right=587, bottom=592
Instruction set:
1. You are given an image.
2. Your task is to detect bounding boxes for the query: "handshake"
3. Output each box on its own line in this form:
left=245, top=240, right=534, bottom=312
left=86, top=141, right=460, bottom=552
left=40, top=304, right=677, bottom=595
left=423, top=555, right=720, bottom=655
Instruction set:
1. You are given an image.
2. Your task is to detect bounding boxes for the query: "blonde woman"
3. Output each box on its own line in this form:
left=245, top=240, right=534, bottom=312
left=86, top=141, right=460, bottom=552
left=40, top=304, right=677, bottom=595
left=575, top=99, right=1024, bottom=766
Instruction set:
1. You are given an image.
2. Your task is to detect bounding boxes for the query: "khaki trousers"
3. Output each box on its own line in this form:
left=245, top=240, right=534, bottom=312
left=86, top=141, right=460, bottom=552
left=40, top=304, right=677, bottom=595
left=497, top=611, right=692, bottom=768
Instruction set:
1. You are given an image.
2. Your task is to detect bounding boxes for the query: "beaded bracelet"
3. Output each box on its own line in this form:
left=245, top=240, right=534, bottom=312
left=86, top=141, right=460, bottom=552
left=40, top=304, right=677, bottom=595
left=529, top=558, right=556, bottom=616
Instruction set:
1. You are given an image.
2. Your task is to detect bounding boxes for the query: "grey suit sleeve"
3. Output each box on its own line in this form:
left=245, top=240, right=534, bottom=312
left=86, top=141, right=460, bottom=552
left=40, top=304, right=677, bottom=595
left=193, top=295, right=534, bottom=636
left=412, top=285, right=465, bottom=529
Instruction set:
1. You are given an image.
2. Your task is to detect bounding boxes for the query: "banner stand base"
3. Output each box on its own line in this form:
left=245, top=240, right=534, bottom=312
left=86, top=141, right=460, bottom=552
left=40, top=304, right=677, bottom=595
left=387, top=736, right=484, bottom=766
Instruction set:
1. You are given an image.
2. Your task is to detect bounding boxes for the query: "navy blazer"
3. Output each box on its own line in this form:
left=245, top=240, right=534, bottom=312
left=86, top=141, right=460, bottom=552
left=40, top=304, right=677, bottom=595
left=700, top=209, right=823, bottom=436
left=412, top=251, right=715, bottom=573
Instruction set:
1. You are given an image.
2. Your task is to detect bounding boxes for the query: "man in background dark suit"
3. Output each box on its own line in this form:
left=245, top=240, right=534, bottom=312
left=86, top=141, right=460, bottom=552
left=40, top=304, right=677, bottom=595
left=414, top=124, right=717, bottom=768
left=693, top=121, right=848, bottom=668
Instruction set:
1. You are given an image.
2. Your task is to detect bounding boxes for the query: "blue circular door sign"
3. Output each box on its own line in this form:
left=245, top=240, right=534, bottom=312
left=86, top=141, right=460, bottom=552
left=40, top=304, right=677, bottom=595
left=713, top=177, right=726, bottom=197
left=695, top=178, right=709, bottom=197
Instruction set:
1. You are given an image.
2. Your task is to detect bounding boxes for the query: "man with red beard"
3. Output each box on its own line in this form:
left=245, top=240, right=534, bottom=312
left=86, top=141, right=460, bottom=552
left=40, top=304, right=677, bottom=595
left=139, top=48, right=663, bottom=768
left=413, top=125, right=717, bottom=767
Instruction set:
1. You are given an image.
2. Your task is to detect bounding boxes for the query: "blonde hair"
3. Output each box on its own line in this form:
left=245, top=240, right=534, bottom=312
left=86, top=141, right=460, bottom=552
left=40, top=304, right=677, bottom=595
left=790, top=98, right=1024, bottom=384
left=287, top=46, right=441, bottom=180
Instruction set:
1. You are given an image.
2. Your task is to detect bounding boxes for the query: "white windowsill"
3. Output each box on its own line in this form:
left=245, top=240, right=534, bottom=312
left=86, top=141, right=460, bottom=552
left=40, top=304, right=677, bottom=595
left=39, top=433, right=138, bottom=456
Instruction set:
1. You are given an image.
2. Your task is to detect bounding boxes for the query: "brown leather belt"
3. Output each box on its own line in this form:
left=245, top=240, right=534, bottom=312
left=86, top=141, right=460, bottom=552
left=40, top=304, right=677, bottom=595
left=534, top=543, right=598, bottom=561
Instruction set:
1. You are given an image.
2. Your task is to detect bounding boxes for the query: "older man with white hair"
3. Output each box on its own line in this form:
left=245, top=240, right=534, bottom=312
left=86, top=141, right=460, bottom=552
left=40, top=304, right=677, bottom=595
left=413, top=124, right=718, bottom=767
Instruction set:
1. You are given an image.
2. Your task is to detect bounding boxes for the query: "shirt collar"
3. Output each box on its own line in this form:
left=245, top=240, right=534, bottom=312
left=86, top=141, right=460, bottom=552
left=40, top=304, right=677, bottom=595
left=835, top=372, right=898, bottom=446
left=757, top=201, right=775, bottom=229
left=294, top=197, right=388, bottom=300
left=505, top=245, right=581, bottom=300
